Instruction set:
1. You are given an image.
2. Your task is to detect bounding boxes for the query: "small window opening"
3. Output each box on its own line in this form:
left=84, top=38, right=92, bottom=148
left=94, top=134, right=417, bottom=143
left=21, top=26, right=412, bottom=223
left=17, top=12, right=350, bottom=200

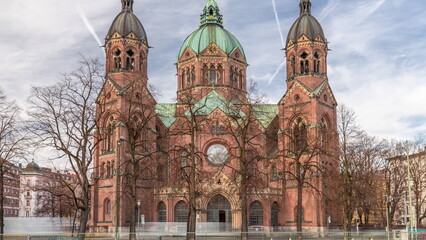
left=126, top=49, right=135, bottom=71
left=300, top=52, right=309, bottom=75
left=210, top=9, right=214, bottom=16
left=114, top=49, right=122, bottom=70
left=291, top=56, right=296, bottom=76
left=314, top=52, right=320, bottom=74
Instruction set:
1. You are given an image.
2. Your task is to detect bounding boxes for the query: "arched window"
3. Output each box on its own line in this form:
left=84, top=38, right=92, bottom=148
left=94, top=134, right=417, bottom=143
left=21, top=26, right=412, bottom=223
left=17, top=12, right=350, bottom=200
left=105, top=116, right=115, bottom=152
left=290, top=56, right=296, bottom=76
left=319, top=117, right=328, bottom=148
left=139, top=53, right=145, bottom=72
left=249, top=201, right=263, bottom=226
left=158, top=202, right=167, bottom=222
left=100, top=162, right=106, bottom=178
left=191, top=67, right=195, bottom=85
left=186, top=69, right=191, bottom=85
left=202, top=65, right=209, bottom=84
left=113, top=49, right=122, bottom=70
left=174, top=201, right=189, bottom=222
left=104, top=199, right=111, bottom=220
left=271, top=202, right=279, bottom=228
left=106, top=161, right=112, bottom=178
left=126, top=49, right=135, bottom=71
left=207, top=66, right=217, bottom=84
left=181, top=70, right=185, bottom=89
left=300, top=52, right=309, bottom=75
left=293, top=118, right=307, bottom=152
left=314, top=52, right=320, bottom=74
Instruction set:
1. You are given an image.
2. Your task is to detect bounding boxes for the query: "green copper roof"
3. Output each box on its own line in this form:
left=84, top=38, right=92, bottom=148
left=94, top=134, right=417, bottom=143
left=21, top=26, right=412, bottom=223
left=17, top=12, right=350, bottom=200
left=178, top=0, right=246, bottom=60
left=185, top=91, right=246, bottom=117
left=156, top=104, right=177, bottom=127
left=253, top=105, right=279, bottom=128
left=200, top=0, right=222, bottom=26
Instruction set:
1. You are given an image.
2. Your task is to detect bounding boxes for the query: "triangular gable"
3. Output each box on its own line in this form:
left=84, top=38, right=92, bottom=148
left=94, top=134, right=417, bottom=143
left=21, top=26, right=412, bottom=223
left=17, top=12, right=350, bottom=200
left=279, top=80, right=314, bottom=105
left=179, top=47, right=197, bottom=62
left=229, top=48, right=246, bottom=62
left=200, top=43, right=227, bottom=57
left=313, top=81, right=337, bottom=105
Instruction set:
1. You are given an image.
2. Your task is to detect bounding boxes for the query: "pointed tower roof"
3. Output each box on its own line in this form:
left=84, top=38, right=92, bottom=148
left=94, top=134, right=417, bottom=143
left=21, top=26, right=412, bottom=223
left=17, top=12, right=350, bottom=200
left=200, top=0, right=223, bottom=27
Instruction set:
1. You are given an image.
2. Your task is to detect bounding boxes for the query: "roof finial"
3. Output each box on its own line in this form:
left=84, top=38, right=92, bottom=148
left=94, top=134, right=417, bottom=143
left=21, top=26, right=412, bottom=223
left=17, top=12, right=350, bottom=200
left=299, top=0, right=311, bottom=15
left=200, top=0, right=223, bottom=27
left=122, top=0, right=134, bottom=12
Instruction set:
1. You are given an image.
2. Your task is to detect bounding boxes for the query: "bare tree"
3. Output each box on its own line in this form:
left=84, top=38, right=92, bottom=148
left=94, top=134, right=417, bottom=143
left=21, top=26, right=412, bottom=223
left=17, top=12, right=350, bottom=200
left=0, top=88, right=26, bottom=240
left=27, top=57, right=104, bottom=240
left=336, top=104, right=361, bottom=237
left=219, top=80, right=269, bottom=240
left=279, top=103, right=335, bottom=239
left=114, top=84, right=159, bottom=240
left=166, top=89, right=213, bottom=240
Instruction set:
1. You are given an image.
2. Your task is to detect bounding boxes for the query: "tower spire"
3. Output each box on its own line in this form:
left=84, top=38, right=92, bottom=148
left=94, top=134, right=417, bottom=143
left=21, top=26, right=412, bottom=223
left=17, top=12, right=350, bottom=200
left=299, top=0, right=311, bottom=15
left=122, top=0, right=134, bottom=12
left=200, top=0, right=223, bottom=27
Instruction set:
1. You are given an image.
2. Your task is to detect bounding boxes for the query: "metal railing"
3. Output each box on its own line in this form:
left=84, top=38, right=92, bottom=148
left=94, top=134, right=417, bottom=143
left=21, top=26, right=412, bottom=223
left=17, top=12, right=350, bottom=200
left=2, top=231, right=426, bottom=240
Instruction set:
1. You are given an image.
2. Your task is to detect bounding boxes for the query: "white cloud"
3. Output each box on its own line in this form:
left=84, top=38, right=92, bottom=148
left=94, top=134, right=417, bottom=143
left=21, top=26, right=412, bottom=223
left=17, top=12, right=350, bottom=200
left=1, top=0, right=425, bottom=167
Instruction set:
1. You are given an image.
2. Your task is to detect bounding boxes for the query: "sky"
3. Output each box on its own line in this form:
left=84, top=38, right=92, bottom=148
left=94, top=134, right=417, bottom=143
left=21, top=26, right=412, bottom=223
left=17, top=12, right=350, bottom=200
left=0, top=0, right=425, bottom=149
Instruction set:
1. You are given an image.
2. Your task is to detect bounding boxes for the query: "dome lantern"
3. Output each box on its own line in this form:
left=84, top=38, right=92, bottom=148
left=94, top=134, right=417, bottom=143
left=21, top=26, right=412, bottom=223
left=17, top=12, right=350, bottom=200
left=200, top=0, right=223, bottom=27
left=300, top=0, right=311, bottom=15
left=121, top=0, right=134, bottom=12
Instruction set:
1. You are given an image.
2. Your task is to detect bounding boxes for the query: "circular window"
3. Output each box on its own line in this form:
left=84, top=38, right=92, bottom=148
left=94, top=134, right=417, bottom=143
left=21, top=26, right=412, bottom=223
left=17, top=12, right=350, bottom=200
left=106, top=93, right=111, bottom=99
left=294, top=94, right=300, bottom=102
left=207, top=144, right=228, bottom=165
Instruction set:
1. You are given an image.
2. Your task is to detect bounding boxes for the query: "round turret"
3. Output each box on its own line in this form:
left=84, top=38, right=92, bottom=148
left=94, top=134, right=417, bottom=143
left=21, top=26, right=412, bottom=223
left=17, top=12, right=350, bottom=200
left=286, top=0, right=325, bottom=45
left=106, top=0, right=148, bottom=44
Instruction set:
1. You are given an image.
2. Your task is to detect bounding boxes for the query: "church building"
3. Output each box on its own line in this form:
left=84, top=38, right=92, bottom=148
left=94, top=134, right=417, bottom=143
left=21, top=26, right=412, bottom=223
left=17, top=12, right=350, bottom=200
left=90, top=0, right=338, bottom=232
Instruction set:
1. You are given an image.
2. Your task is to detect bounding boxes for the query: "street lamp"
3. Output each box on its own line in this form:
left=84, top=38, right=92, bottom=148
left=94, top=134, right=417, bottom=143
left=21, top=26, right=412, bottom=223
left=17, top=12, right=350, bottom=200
left=115, top=136, right=125, bottom=240
left=405, top=142, right=414, bottom=240
left=137, top=200, right=141, bottom=232
left=385, top=196, right=390, bottom=240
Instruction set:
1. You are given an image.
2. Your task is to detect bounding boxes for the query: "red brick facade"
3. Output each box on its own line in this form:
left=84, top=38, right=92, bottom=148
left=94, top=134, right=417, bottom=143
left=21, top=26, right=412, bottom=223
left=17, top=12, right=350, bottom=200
left=90, top=0, right=339, bottom=232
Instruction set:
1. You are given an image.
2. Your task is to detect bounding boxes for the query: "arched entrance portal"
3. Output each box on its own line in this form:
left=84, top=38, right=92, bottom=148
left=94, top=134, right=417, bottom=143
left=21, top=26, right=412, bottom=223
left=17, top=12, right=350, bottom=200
left=207, top=195, right=232, bottom=231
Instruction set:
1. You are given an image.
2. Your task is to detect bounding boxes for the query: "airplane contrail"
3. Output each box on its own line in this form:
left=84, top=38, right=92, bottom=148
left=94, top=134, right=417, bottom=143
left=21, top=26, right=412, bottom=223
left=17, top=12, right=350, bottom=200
left=77, top=5, right=105, bottom=56
left=269, top=0, right=286, bottom=84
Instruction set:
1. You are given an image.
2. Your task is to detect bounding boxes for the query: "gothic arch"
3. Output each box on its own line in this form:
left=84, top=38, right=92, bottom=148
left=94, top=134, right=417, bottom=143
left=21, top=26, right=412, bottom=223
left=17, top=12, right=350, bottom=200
left=157, top=201, right=166, bottom=222
left=103, top=198, right=111, bottom=221
left=174, top=200, right=189, bottom=222
left=249, top=201, right=264, bottom=226
left=124, top=48, right=136, bottom=71
left=202, top=189, right=238, bottom=211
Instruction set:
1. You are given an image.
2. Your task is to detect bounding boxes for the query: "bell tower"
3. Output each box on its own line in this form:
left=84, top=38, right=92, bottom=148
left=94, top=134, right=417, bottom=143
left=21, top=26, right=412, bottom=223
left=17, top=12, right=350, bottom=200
left=91, top=0, right=157, bottom=231
left=278, top=0, right=339, bottom=229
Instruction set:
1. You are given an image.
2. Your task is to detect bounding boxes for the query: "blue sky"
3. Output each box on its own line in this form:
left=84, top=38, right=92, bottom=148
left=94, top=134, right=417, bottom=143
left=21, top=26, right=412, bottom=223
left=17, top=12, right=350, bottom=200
left=0, top=0, right=425, bottom=142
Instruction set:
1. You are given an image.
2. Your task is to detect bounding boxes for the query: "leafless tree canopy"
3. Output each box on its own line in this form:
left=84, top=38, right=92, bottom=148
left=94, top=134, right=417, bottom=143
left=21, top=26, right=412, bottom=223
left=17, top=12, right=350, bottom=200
left=27, top=57, right=104, bottom=239
left=0, top=88, right=26, bottom=239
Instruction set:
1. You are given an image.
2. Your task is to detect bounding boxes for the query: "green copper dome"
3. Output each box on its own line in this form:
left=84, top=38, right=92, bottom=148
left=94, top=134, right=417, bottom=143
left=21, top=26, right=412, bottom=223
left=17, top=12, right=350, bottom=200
left=178, top=0, right=246, bottom=60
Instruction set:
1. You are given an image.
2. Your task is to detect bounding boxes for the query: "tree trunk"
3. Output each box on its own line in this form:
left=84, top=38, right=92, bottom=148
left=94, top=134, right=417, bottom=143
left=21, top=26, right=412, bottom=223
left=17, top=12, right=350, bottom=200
left=240, top=152, right=248, bottom=240
left=78, top=208, right=89, bottom=240
left=186, top=133, right=196, bottom=240
left=0, top=168, right=4, bottom=240
left=129, top=176, right=137, bottom=240
left=296, top=171, right=303, bottom=240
